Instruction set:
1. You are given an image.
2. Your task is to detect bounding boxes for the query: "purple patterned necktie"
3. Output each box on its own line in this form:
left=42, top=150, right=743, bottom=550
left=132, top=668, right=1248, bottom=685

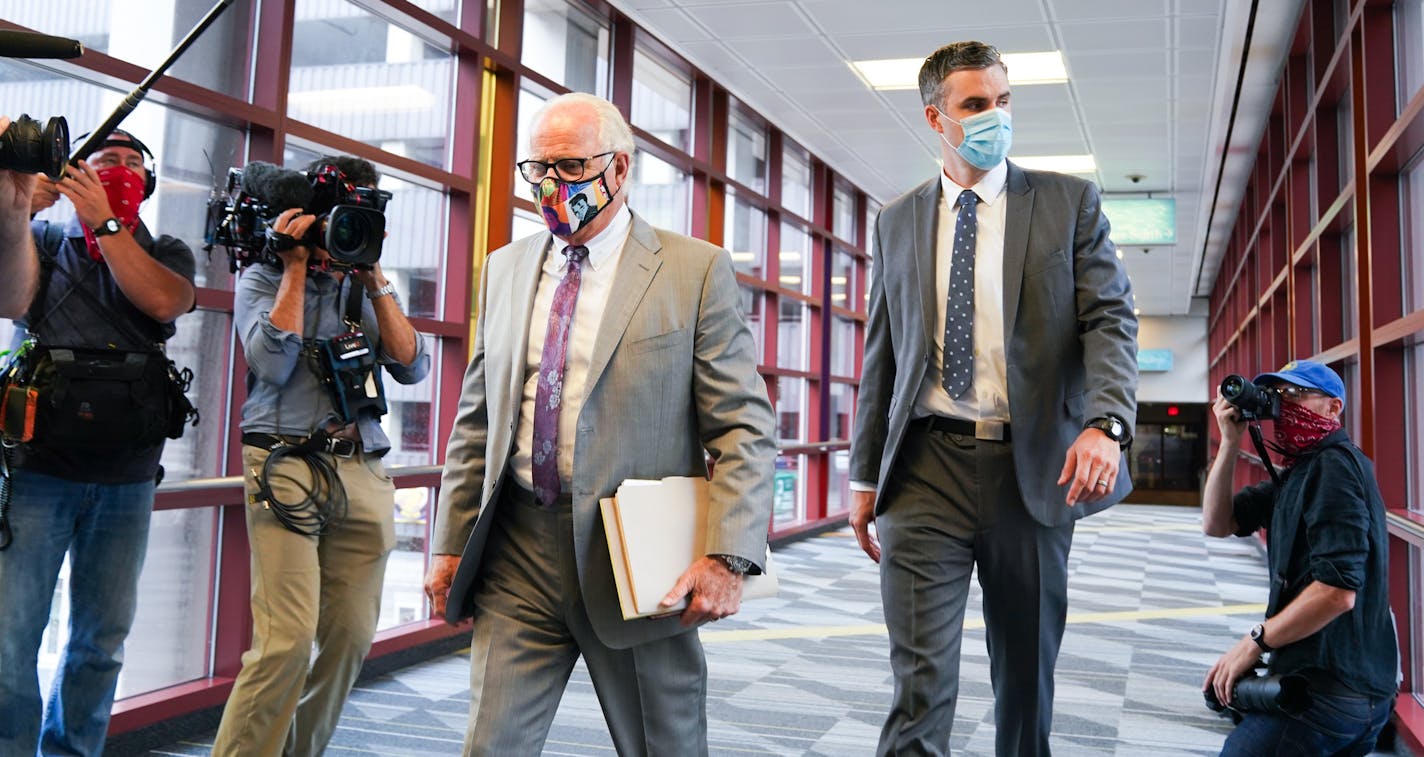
left=532, top=245, right=589, bottom=507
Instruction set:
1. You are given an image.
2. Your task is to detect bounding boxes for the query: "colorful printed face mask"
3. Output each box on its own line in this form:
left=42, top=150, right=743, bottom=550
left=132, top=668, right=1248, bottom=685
left=532, top=165, right=616, bottom=237
left=936, top=107, right=1013, bottom=171
left=80, top=165, right=145, bottom=261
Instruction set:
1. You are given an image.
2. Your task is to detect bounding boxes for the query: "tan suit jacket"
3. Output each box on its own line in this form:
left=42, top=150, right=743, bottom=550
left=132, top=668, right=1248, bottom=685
left=434, top=211, right=776, bottom=648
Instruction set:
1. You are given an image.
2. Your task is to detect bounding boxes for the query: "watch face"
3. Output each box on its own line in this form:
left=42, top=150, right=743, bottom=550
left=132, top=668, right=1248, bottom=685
left=96, top=218, right=120, bottom=235
left=1110, top=418, right=1124, bottom=437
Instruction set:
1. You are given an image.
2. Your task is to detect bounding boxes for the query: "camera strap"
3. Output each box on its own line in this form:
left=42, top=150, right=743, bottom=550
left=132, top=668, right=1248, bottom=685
left=28, top=222, right=165, bottom=352
left=1248, top=422, right=1282, bottom=487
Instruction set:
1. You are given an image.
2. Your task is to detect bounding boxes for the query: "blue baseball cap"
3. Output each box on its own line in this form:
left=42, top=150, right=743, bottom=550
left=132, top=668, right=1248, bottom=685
left=1253, top=359, right=1345, bottom=406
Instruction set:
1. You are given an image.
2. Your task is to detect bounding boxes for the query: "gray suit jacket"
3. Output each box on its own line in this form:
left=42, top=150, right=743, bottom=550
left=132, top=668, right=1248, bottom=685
left=850, top=163, right=1139, bottom=526
left=434, top=210, right=776, bottom=649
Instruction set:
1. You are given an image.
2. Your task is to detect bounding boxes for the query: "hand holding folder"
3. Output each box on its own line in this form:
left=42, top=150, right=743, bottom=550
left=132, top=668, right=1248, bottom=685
left=601, top=476, right=777, bottom=620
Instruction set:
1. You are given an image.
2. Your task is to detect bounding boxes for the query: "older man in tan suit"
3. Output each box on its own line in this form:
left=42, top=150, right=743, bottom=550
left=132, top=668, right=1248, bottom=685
left=423, top=92, right=775, bottom=756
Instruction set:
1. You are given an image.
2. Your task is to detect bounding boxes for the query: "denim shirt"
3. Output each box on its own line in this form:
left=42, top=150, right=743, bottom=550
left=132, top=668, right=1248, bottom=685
left=233, top=263, right=430, bottom=454
left=1232, top=429, right=1398, bottom=698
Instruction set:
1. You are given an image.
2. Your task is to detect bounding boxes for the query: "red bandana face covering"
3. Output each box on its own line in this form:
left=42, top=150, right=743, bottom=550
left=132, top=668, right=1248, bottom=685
left=80, top=165, right=146, bottom=261
left=1271, top=399, right=1342, bottom=461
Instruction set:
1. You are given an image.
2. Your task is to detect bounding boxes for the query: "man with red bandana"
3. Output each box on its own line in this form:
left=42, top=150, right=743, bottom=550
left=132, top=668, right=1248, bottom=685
left=1202, top=359, right=1397, bottom=756
left=0, top=128, right=195, bottom=756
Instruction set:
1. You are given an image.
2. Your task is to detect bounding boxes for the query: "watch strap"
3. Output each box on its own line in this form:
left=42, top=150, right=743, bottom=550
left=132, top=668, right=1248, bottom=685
left=712, top=553, right=754, bottom=575
left=1250, top=622, right=1273, bottom=653
left=92, top=218, right=122, bottom=237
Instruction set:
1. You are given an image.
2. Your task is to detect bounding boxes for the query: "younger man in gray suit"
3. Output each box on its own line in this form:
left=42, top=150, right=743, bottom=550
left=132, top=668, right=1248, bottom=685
left=424, top=92, right=776, bottom=756
left=848, top=41, right=1139, bottom=756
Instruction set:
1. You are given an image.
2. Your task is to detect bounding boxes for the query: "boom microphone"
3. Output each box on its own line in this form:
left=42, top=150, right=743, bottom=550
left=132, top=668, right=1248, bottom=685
left=0, top=30, right=84, bottom=60
left=240, top=161, right=314, bottom=212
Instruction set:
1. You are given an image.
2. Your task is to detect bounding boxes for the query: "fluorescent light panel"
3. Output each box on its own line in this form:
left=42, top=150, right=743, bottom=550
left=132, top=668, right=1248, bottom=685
left=850, top=51, right=1067, bottom=91
left=1011, top=154, right=1097, bottom=174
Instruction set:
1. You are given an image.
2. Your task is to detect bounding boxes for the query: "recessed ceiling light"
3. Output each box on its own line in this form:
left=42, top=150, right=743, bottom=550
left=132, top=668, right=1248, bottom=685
left=1012, top=155, right=1097, bottom=174
left=849, top=51, right=1068, bottom=91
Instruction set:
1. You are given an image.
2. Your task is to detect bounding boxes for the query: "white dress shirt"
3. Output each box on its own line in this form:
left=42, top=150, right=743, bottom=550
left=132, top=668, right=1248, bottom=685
left=510, top=205, right=633, bottom=492
left=914, top=161, right=1011, bottom=424
left=849, top=163, right=1009, bottom=493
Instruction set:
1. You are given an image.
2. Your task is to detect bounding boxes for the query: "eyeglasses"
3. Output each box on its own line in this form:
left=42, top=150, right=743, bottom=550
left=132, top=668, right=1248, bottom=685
left=517, top=151, right=615, bottom=184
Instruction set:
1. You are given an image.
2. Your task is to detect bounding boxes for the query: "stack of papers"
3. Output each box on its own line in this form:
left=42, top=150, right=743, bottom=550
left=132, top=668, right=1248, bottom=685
left=601, top=476, right=777, bottom=619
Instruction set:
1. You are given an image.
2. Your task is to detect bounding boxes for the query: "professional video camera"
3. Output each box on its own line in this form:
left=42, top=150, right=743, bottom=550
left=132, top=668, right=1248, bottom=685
left=204, top=161, right=391, bottom=272
left=1220, top=374, right=1280, bottom=421
left=0, top=114, right=68, bottom=180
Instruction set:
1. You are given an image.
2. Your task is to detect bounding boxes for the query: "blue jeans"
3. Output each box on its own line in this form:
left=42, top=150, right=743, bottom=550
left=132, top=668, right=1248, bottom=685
left=1220, top=685, right=1394, bottom=757
left=0, top=469, right=155, bottom=757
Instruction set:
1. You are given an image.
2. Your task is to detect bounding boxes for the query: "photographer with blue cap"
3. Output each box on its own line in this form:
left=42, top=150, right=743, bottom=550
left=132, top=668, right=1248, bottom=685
left=1201, top=359, right=1397, bottom=755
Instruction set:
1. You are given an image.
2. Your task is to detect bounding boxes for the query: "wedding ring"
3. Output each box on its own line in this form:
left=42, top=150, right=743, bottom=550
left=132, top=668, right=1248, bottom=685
left=1096, top=479, right=1109, bottom=487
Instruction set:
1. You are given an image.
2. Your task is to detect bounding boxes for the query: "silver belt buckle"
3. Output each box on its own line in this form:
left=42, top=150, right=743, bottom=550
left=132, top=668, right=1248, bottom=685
left=975, top=420, right=1005, bottom=441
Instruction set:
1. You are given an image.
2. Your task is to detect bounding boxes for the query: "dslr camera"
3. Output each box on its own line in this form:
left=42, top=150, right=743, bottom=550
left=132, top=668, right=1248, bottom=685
left=0, top=114, right=68, bottom=180
left=1220, top=374, right=1280, bottom=421
left=1203, top=672, right=1312, bottom=718
left=204, top=160, right=391, bottom=272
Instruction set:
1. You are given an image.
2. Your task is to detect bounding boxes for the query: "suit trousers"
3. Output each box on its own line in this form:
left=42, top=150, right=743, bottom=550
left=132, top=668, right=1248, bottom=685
left=876, top=421, right=1074, bottom=757
left=462, top=482, right=708, bottom=756
left=211, top=445, right=396, bottom=757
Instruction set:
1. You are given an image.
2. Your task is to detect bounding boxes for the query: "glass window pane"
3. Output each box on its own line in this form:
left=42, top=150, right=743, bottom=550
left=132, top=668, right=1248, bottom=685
left=777, top=300, right=806, bottom=371
left=725, top=189, right=766, bottom=278
left=521, top=0, right=609, bottom=96
left=728, top=107, right=767, bottom=193
left=776, top=376, right=804, bottom=443
left=779, top=222, right=810, bottom=294
left=772, top=454, right=804, bottom=530
left=738, top=286, right=765, bottom=364
left=829, top=382, right=854, bottom=440
left=381, top=486, right=434, bottom=630
left=0, top=1, right=253, bottom=98
left=513, top=207, right=547, bottom=242
left=833, top=180, right=856, bottom=243
left=161, top=309, right=233, bottom=482
left=631, top=49, right=691, bottom=152
left=831, top=248, right=855, bottom=310
left=827, top=449, right=850, bottom=514
left=631, top=150, right=689, bottom=234
left=831, top=315, right=856, bottom=377
left=515, top=86, right=550, bottom=194
left=381, top=332, right=439, bottom=466
left=1400, top=0, right=1424, bottom=109
left=781, top=142, right=811, bottom=218
left=1404, top=160, right=1424, bottom=312
left=113, top=508, right=219, bottom=698
left=289, top=0, right=455, bottom=170
left=866, top=199, right=881, bottom=246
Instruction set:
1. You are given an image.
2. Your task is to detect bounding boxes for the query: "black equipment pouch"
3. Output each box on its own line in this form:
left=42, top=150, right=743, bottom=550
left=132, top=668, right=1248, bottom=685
left=308, top=280, right=386, bottom=424
left=36, top=345, right=172, bottom=448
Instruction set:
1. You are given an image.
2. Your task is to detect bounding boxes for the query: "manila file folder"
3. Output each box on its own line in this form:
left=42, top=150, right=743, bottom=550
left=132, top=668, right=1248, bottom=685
left=601, top=476, right=778, bottom=620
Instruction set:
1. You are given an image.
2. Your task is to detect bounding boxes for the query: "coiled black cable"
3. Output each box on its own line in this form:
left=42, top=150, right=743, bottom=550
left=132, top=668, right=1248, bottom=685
left=254, top=442, right=348, bottom=536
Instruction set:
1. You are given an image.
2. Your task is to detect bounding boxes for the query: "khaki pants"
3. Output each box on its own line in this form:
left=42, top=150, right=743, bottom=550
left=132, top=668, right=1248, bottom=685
left=211, top=445, right=396, bottom=757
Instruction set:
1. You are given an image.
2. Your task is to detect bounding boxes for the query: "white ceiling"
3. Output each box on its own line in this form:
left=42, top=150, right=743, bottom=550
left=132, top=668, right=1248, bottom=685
left=607, top=0, right=1289, bottom=317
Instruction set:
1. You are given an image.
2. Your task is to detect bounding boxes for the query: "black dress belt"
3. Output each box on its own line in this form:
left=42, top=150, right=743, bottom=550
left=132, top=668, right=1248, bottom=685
left=915, top=415, right=1012, bottom=442
left=241, top=432, right=359, bottom=458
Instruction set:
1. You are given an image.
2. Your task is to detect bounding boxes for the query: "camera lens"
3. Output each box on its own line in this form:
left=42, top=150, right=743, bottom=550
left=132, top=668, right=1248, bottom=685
left=1221, top=374, right=1248, bottom=401
left=328, top=210, right=369, bottom=259
left=0, top=114, right=69, bottom=180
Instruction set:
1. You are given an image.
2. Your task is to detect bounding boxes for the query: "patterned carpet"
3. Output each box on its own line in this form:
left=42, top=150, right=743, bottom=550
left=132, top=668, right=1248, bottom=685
left=145, top=504, right=1400, bottom=756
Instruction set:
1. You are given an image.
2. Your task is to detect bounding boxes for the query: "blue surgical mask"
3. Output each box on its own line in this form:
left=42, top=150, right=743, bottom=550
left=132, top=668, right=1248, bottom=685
left=937, top=107, right=1012, bottom=171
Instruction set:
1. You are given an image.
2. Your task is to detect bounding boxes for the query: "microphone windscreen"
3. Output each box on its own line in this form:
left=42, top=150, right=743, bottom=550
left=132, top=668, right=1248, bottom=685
left=0, top=30, right=83, bottom=59
left=240, top=161, right=313, bottom=212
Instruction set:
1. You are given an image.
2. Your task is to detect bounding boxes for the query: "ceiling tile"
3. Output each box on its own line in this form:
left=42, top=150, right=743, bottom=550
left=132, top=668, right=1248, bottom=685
left=836, top=26, right=1057, bottom=60
left=799, top=0, right=1046, bottom=35
left=683, top=2, right=814, bottom=40
left=632, top=7, right=713, bottom=42
left=675, top=39, right=749, bottom=76
left=767, top=64, right=873, bottom=94
left=1050, top=0, right=1169, bottom=21
left=1177, top=15, right=1221, bottom=49
left=724, top=36, right=844, bottom=68
left=1059, top=19, right=1169, bottom=53
left=1068, top=51, right=1169, bottom=79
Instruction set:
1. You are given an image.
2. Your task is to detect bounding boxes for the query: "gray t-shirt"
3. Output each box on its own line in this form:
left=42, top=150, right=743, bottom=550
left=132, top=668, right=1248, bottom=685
left=13, top=216, right=195, bottom=484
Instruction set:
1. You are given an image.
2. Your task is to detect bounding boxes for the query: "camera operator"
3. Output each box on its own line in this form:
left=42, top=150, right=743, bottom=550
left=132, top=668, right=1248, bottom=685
left=212, top=155, right=429, bottom=757
left=1201, top=359, right=1397, bottom=756
left=0, top=127, right=196, bottom=755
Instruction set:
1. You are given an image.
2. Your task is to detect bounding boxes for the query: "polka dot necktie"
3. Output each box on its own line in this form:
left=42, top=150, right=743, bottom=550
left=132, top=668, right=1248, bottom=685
left=532, top=245, right=589, bottom=507
left=942, top=189, right=979, bottom=399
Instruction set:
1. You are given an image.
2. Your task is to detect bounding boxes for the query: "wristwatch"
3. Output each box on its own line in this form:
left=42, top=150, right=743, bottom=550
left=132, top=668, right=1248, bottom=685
left=367, top=281, right=397, bottom=299
left=713, top=554, right=754, bottom=575
left=1249, top=622, right=1273, bottom=653
left=1085, top=415, right=1131, bottom=448
left=92, top=218, right=122, bottom=237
